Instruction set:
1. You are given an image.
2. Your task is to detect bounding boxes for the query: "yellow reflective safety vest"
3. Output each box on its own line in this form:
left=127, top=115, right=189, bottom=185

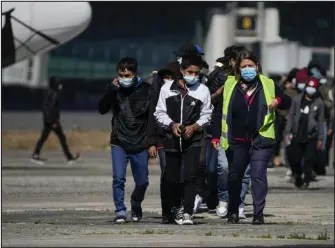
left=221, top=75, right=276, bottom=150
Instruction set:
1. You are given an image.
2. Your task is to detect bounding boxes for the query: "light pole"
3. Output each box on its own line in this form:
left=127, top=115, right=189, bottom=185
left=257, top=1, right=267, bottom=76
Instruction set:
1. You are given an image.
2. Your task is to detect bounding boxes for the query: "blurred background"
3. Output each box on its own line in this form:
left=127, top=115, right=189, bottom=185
left=2, top=1, right=334, bottom=130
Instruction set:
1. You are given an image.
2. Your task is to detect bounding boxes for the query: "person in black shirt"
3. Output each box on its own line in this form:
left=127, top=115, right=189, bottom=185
left=147, top=61, right=182, bottom=224
left=31, top=77, right=80, bottom=165
left=98, top=57, right=155, bottom=224
left=285, top=78, right=325, bottom=188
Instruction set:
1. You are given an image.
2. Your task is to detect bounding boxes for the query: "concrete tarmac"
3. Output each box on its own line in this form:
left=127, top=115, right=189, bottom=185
left=1, top=150, right=334, bottom=247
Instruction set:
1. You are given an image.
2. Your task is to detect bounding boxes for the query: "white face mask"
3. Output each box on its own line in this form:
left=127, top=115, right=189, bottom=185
left=177, top=57, right=182, bottom=64
left=163, top=79, right=174, bottom=84
left=297, top=83, right=305, bottom=91
left=118, top=77, right=134, bottom=88
left=305, top=86, right=316, bottom=95
left=183, top=75, right=199, bottom=85
left=320, top=78, right=327, bottom=84
left=291, top=78, right=296, bottom=86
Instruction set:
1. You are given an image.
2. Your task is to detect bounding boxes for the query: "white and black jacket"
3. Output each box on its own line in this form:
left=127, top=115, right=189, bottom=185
left=154, top=79, right=212, bottom=152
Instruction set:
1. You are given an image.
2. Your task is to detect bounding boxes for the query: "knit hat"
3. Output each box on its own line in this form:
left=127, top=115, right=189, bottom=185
left=295, top=68, right=309, bottom=83
left=305, top=77, right=320, bottom=89
left=173, top=44, right=204, bottom=57
left=158, top=61, right=182, bottom=78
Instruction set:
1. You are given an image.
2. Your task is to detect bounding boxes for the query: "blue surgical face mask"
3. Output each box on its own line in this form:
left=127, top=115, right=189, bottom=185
left=320, top=78, right=327, bottom=84
left=240, top=67, right=257, bottom=82
left=183, top=75, right=199, bottom=85
left=297, top=83, right=305, bottom=91
left=310, top=68, right=322, bottom=80
left=118, top=77, right=134, bottom=88
left=305, top=86, right=316, bottom=95
left=291, top=78, right=296, bottom=86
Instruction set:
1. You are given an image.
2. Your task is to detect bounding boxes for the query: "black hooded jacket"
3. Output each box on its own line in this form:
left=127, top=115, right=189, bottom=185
left=42, top=77, right=60, bottom=124
left=98, top=77, right=155, bottom=153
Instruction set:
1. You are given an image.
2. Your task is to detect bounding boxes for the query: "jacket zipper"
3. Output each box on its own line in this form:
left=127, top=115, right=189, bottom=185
left=176, top=90, right=188, bottom=152
left=180, top=93, right=184, bottom=152
left=243, top=86, right=261, bottom=140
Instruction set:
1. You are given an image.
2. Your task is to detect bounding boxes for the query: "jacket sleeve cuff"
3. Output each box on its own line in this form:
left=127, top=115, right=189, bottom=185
left=275, top=96, right=282, bottom=106
left=211, top=138, right=220, bottom=143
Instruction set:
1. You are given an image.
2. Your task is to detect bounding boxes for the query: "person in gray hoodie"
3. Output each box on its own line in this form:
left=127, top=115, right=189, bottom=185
left=285, top=77, right=324, bottom=188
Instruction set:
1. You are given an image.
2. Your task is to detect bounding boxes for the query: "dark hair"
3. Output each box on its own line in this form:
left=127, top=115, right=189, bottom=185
left=224, top=45, right=245, bottom=60
left=286, top=68, right=299, bottom=82
left=180, top=55, right=203, bottom=70
left=234, top=49, right=262, bottom=80
left=202, top=60, right=209, bottom=70
left=117, top=57, right=138, bottom=73
left=49, top=76, right=59, bottom=88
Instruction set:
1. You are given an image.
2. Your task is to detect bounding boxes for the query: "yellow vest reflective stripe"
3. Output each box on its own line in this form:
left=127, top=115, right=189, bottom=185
left=221, top=75, right=276, bottom=150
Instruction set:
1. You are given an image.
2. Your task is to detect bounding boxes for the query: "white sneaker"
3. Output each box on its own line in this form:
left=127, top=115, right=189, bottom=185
left=285, top=169, right=292, bottom=182
left=216, top=201, right=228, bottom=217
left=239, top=208, right=246, bottom=219
left=182, top=213, right=194, bottom=225
left=193, top=195, right=203, bottom=214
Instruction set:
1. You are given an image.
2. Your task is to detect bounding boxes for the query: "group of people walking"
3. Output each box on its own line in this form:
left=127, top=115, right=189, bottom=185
left=31, top=42, right=334, bottom=226
left=98, top=42, right=329, bottom=226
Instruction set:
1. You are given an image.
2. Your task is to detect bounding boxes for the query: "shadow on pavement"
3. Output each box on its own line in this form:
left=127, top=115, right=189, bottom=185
left=2, top=166, right=84, bottom=171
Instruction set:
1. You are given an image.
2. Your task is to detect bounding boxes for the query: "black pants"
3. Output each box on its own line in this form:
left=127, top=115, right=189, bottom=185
left=33, top=122, right=72, bottom=160
left=326, top=133, right=334, bottom=166
left=164, top=147, right=201, bottom=215
left=195, top=137, right=209, bottom=201
left=287, top=139, right=317, bottom=184
left=158, top=148, right=170, bottom=216
left=226, top=143, right=273, bottom=217
left=274, top=114, right=286, bottom=157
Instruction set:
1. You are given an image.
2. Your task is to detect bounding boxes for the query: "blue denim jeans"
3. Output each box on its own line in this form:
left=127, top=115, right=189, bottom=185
left=239, top=164, right=251, bottom=208
left=111, top=146, right=149, bottom=217
left=205, top=139, right=229, bottom=202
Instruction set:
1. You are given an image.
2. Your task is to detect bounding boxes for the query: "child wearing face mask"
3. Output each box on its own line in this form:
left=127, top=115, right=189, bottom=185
left=154, top=55, right=212, bottom=225
left=98, top=57, right=156, bottom=224
left=285, top=78, right=325, bottom=188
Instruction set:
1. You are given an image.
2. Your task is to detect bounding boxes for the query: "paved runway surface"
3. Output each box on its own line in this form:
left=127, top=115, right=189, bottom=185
left=2, top=150, right=334, bottom=247
left=2, top=112, right=111, bottom=131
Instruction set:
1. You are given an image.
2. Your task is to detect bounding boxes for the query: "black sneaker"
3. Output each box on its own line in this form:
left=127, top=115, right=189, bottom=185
left=68, top=152, right=80, bottom=165
left=114, top=215, right=127, bottom=224
left=302, top=182, right=309, bottom=189
left=294, top=176, right=303, bottom=188
left=131, top=206, right=142, bottom=222
left=131, top=199, right=143, bottom=222
left=171, top=206, right=183, bottom=225
left=252, top=215, right=264, bottom=225
left=161, top=214, right=173, bottom=224
left=30, top=155, right=46, bottom=165
left=227, top=213, right=239, bottom=224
